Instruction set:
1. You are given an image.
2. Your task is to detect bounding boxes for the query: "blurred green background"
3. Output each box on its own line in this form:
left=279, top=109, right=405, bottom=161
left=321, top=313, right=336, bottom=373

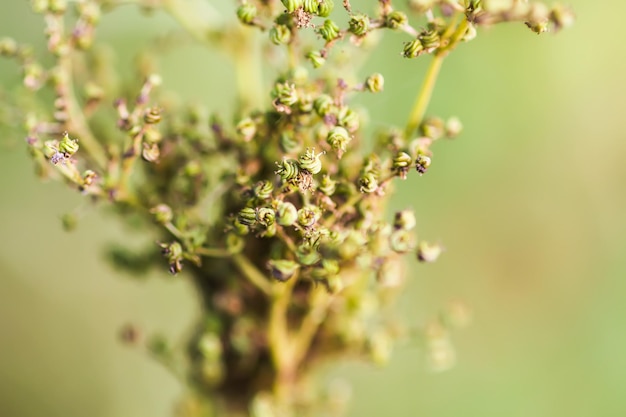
left=1, top=1, right=625, bottom=416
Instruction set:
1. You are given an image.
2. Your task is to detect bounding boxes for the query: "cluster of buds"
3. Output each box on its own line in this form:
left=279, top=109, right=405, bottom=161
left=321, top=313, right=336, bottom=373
left=2, top=0, right=571, bottom=415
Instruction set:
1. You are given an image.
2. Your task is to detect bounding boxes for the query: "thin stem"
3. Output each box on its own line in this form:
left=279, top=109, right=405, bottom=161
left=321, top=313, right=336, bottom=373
left=55, top=27, right=108, bottom=170
left=268, top=273, right=298, bottom=411
left=291, top=287, right=334, bottom=367
left=403, top=16, right=469, bottom=139
left=403, top=54, right=444, bottom=139
left=195, top=247, right=231, bottom=258
left=231, top=253, right=273, bottom=296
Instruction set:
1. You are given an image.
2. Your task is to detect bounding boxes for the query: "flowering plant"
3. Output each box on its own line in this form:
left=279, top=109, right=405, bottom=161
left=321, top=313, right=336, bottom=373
left=0, top=0, right=572, bottom=415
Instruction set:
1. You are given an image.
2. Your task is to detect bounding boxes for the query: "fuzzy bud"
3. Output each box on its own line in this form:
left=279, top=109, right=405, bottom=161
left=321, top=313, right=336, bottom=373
left=254, top=180, right=274, bottom=200
left=390, top=229, right=414, bottom=253
left=238, top=207, right=257, bottom=226
left=282, top=0, right=303, bottom=13
left=236, top=3, right=257, bottom=25
left=314, top=94, right=334, bottom=117
left=394, top=210, right=416, bottom=231
left=270, top=24, right=292, bottom=45
left=144, top=107, right=162, bottom=124
left=306, top=50, right=326, bottom=68
left=298, top=148, right=324, bottom=174
left=417, top=241, right=443, bottom=262
left=326, top=126, right=351, bottom=158
left=349, top=14, right=370, bottom=36
left=445, top=117, right=463, bottom=138
left=317, top=0, right=334, bottom=17
left=415, top=154, right=431, bottom=175
left=297, top=205, right=321, bottom=228
left=58, top=132, right=79, bottom=157
left=318, top=19, right=340, bottom=42
left=275, top=158, right=300, bottom=181
left=403, top=39, right=424, bottom=58
left=267, top=259, right=300, bottom=282
left=392, top=151, right=412, bottom=179
left=256, top=207, right=276, bottom=227
left=358, top=172, right=378, bottom=194
left=276, top=201, right=298, bottom=226
left=365, top=73, right=384, bottom=93
left=386, top=11, right=408, bottom=29
left=319, top=174, right=337, bottom=196
left=150, top=204, right=173, bottom=225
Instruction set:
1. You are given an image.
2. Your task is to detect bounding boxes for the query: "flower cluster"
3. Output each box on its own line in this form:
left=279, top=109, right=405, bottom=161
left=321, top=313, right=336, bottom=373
left=1, top=0, right=572, bottom=415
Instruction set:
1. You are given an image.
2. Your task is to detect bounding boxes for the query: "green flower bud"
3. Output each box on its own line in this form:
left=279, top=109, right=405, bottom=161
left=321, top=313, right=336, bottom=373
left=393, top=151, right=412, bottom=179
left=445, top=116, right=463, bottom=138
left=421, top=116, right=444, bottom=139
left=256, top=207, right=276, bottom=227
left=282, top=0, right=303, bottom=13
left=275, top=158, right=300, bottom=181
left=238, top=207, right=257, bottom=226
left=254, top=180, right=274, bottom=200
left=386, top=11, right=408, bottom=29
left=232, top=218, right=250, bottom=236
left=365, top=73, right=384, bottom=93
left=358, top=172, right=378, bottom=193
left=314, top=94, right=334, bottom=117
left=337, top=106, right=360, bottom=132
left=306, top=50, right=326, bottom=68
left=236, top=117, right=257, bottom=141
left=58, top=132, right=79, bottom=157
left=326, top=126, right=351, bottom=158
left=415, top=154, right=431, bottom=175
left=337, top=230, right=366, bottom=260
left=144, top=106, right=162, bottom=124
left=389, top=229, right=414, bottom=253
left=298, top=148, right=324, bottom=174
left=298, top=93, right=314, bottom=113
left=394, top=209, right=416, bottom=231
left=402, top=39, right=424, bottom=58
left=82, top=169, right=97, bottom=186
left=417, top=241, right=443, bottom=262
left=142, top=142, right=160, bottom=163
left=302, top=0, right=318, bottom=14
left=296, top=244, right=321, bottom=266
left=276, top=201, right=298, bottom=226
left=270, top=24, right=292, bottom=45
left=419, top=29, right=441, bottom=51
left=348, top=14, right=370, bottom=36
left=236, top=3, right=257, bottom=25
left=318, top=19, right=340, bottom=42
left=272, top=82, right=299, bottom=107
left=319, top=174, right=336, bottom=196
left=297, top=205, right=321, bottom=228
left=267, top=259, right=300, bottom=282
left=159, top=241, right=184, bottom=274
left=317, top=0, right=334, bottom=17
left=0, top=38, right=18, bottom=57
left=150, top=204, right=173, bottom=225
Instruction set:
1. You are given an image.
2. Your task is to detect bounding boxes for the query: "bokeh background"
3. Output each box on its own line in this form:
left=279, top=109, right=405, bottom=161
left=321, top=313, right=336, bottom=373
left=1, top=1, right=625, bottom=416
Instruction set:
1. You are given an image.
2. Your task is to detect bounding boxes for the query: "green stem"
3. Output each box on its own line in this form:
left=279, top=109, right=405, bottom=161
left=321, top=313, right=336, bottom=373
left=403, top=54, right=444, bottom=139
left=56, top=31, right=107, bottom=170
left=231, top=253, right=273, bottom=296
left=161, top=0, right=222, bottom=43
left=403, top=16, right=470, bottom=139
left=291, top=288, right=334, bottom=367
